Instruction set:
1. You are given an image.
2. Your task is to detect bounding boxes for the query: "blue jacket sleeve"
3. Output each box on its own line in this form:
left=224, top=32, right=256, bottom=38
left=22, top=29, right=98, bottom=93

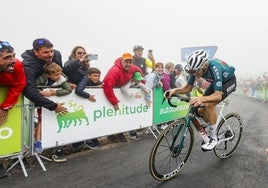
left=75, top=77, right=90, bottom=98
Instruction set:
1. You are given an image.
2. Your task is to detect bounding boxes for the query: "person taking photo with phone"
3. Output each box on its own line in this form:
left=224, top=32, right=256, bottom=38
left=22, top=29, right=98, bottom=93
left=63, top=46, right=100, bottom=152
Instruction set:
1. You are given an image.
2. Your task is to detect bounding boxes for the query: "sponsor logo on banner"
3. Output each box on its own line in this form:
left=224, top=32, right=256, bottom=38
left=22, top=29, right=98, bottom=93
left=0, top=127, right=13, bottom=140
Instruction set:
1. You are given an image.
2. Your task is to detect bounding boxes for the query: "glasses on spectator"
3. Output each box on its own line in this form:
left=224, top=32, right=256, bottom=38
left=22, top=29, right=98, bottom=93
left=124, top=59, right=132, bottom=63
left=76, top=52, right=86, bottom=55
left=0, top=41, right=11, bottom=49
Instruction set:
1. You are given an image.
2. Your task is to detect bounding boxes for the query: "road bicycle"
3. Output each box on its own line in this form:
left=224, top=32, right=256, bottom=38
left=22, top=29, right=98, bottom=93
left=149, top=94, right=243, bottom=181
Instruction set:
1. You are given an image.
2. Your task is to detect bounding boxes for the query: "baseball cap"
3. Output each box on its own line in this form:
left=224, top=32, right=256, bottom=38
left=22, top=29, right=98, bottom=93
left=121, top=52, right=133, bottom=60
left=133, top=72, right=144, bottom=81
left=133, top=45, right=144, bottom=51
left=175, top=64, right=183, bottom=71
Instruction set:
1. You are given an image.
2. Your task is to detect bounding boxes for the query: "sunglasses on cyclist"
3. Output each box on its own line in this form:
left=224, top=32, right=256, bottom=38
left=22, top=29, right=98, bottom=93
left=184, top=66, right=201, bottom=74
left=0, top=41, right=11, bottom=49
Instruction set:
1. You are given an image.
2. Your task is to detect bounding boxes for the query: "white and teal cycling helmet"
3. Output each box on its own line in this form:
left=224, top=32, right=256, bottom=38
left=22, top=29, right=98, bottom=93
left=186, top=50, right=208, bottom=72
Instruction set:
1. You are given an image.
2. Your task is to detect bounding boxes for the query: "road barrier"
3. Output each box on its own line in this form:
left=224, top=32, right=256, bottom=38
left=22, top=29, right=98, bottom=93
left=0, top=87, right=189, bottom=177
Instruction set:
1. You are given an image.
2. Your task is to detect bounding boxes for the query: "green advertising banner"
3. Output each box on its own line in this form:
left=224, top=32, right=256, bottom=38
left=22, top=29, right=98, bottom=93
left=23, top=97, right=31, bottom=147
left=153, top=88, right=189, bottom=124
left=256, top=87, right=266, bottom=100
left=0, top=87, right=22, bottom=157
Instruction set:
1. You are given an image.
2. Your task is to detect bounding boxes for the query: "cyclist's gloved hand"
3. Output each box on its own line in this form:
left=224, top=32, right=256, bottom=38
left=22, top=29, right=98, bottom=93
left=164, top=89, right=176, bottom=98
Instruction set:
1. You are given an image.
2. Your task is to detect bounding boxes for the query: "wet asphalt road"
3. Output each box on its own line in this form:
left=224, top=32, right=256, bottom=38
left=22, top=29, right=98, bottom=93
left=1, top=94, right=268, bottom=188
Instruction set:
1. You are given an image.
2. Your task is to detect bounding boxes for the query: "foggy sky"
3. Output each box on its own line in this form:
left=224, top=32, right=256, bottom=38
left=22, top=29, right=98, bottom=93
left=1, top=0, right=267, bottom=79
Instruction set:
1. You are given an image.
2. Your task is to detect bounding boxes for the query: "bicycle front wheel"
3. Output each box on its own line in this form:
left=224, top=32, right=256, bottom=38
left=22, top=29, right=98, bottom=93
left=214, top=112, right=243, bottom=159
left=149, top=119, right=194, bottom=181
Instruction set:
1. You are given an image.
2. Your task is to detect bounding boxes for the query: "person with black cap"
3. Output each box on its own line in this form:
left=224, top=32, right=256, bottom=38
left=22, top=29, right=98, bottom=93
left=173, top=64, right=188, bottom=88
left=133, top=44, right=157, bottom=75
left=133, top=45, right=148, bottom=75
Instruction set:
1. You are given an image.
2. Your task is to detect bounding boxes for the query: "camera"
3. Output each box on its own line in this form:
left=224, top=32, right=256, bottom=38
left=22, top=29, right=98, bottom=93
left=87, top=54, right=98, bottom=61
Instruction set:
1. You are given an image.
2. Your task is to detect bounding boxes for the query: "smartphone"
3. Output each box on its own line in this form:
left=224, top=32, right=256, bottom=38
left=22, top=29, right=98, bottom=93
left=88, top=54, right=98, bottom=61
left=148, top=49, right=153, bottom=54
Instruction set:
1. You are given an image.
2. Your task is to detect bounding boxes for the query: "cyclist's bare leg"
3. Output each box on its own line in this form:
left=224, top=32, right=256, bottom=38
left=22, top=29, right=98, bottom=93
left=202, top=103, right=218, bottom=141
left=203, top=103, right=217, bottom=125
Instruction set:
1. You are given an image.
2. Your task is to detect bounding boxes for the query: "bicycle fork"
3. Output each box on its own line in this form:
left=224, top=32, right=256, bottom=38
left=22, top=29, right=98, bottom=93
left=171, top=122, right=188, bottom=157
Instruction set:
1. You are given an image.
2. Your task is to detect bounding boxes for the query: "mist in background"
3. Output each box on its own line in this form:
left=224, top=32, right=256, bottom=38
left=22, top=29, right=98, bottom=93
left=1, top=0, right=267, bottom=79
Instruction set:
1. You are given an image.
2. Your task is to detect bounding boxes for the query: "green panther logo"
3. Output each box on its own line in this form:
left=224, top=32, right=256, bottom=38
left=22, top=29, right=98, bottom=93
left=56, top=100, right=89, bottom=133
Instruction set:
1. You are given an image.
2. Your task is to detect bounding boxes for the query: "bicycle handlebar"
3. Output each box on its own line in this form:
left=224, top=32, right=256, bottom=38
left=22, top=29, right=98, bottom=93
left=164, top=91, right=190, bottom=107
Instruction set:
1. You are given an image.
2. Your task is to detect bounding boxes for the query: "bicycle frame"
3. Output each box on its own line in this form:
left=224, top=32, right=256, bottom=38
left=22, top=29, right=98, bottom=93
left=173, top=98, right=233, bottom=154
left=149, top=94, right=243, bottom=181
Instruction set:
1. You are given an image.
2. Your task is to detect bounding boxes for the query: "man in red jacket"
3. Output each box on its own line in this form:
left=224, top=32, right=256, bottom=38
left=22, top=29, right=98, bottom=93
left=0, top=41, right=26, bottom=178
left=103, top=52, right=143, bottom=110
left=0, top=41, right=26, bottom=125
left=102, top=52, right=143, bottom=142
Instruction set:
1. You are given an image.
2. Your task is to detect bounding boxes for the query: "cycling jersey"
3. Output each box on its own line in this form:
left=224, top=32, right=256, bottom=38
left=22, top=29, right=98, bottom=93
left=187, top=58, right=235, bottom=91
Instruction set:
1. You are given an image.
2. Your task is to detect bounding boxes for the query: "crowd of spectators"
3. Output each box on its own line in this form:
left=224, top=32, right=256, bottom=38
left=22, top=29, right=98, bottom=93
left=237, top=72, right=268, bottom=102
left=1, top=39, right=193, bottom=178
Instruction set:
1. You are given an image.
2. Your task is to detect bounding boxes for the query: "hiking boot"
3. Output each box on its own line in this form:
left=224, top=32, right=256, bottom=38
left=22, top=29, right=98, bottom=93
left=72, top=142, right=84, bottom=153
left=107, top=135, right=118, bottom=143
left=34, top=140, right=43, bottom=154
left=0, top=164, right=7, bottom=179
left=201, top=138, right=218, bottom=151
left=52, top=149, right=67, bottom=163
left=116, top=133, right=127, bottom=142
left=129, top=132, right=141, bottom=141
left=85, top=139, right=101, bottom=150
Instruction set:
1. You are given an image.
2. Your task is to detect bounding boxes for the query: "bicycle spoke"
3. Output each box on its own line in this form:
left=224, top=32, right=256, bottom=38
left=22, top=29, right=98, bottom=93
left=149, top=120, right=194, bottom=181
left=214, top=113, right=243, bottom=159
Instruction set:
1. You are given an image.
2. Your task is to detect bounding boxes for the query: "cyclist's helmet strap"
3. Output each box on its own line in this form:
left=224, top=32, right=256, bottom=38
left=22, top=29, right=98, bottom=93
left=186, top=50, right=208, bottom=71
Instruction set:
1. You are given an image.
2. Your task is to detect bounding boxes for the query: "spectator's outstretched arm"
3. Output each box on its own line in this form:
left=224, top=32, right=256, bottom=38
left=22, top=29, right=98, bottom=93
left=103, top=73, right=120, bottom=108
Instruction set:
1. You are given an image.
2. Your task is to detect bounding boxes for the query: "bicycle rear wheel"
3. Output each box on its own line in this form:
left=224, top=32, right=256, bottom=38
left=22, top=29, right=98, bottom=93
left=149, top=119, right=194, bottom=181
left=214, top=112, right=243, bottom=159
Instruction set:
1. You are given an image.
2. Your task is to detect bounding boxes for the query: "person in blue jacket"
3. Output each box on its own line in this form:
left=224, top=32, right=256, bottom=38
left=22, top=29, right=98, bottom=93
left=75, top=67, right=102, bottom=149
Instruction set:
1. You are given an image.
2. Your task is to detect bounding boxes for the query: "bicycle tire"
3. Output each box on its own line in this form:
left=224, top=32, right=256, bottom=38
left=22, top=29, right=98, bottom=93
left=213, top=112, right=243, bottom=159
left=149, top=119, right=194, bottom=181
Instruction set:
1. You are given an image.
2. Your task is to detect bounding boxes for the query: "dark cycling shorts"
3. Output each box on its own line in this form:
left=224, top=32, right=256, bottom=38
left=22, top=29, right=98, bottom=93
left=204, top=75, right=236, bottom=101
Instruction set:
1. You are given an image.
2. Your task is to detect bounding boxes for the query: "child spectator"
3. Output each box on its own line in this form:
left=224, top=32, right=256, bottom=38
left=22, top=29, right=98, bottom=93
left=121, top=72, right=152, bottom=108
left=35, top=62, right=72, bottom=155
left=75, top=67, right=102, bottom=149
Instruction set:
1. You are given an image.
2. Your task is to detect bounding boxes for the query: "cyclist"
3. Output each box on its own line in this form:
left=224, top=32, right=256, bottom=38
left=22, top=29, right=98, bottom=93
left=165, top=50, right=236, bottom=151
